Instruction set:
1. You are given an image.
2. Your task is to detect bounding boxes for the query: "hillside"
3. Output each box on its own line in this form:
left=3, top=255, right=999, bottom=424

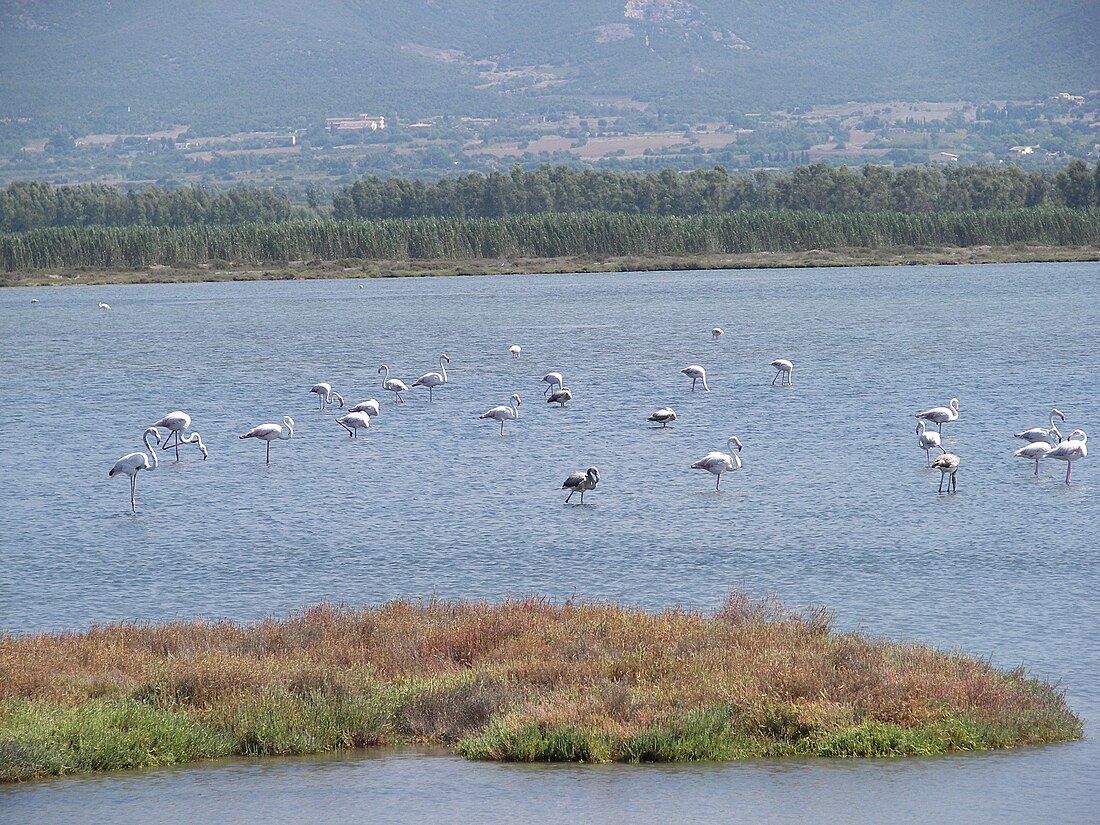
left=2, top=1, right=1097, bottom=131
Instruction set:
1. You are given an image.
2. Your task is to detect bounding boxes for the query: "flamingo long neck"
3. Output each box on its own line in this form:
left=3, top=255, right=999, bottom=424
left=380, top=366, right=389, bottom=387
left=439, top=357, right=448, bottom=382
left=701, top=372, right=710, bottom=391
left=512, top=399, right=520, bottom=419
left=143, top=430, right=159, bottom=471
left=917, top=421, right=926, bottom=436
left=1049, top=413, right=1063, bottom=442
left=181, top=431, right=207, bottom=456
left=328, top=390, right=344, bottom=406
left=281, top=419, right=294, bottom=440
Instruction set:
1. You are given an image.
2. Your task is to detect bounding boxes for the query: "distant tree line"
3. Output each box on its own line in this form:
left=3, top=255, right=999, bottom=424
left=0, top=183, right=294, bottom=233
left=332, top=162, right=1100, bottom=219
left=3, top=161, right=1100, bottom=234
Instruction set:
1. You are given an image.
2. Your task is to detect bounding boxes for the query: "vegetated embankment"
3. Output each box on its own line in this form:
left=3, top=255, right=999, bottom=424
left=0, top=595, right=1081, bottom=782
left=1, top=208, right=1099, bottom=278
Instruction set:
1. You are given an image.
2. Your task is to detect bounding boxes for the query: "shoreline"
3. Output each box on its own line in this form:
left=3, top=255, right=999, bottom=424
left=4, top=244, right=1099, bottom=288
left=0, top=596, right=1082, bottom=782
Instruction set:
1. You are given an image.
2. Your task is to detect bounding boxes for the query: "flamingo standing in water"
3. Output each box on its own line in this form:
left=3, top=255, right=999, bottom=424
left=547, top=387, right=572, bottom=407
left=509, top=345, right=522, bottom=359
left=681, top=365, right=710, bottom=392
left=150, top=411, right=208, bottom=462
left=769, top=359, right=794, bottom=386
left=378, top=365, right=410, bottom=404
left=915, top=398, right=959, bottom=433
left=412, top=353, right=450, bottom=402
left=542, top=372, right=563, bottom=397
left=1014, top=442, right=1055, bottom=477
left=1014, top=408, right=1066, bottom=445
left=932, top=452, right=960, bottom=493
left=1046, top=429, right=1088, bottom=484
left=649, top=408, right=677, bottom=427
left=691, top=436, right=743, bottom=490
left=239, top=416, right=295, bottom=464
left=109, top=427, right=161, bottom=512
left=479, top=394, right=521, bottom=435
left=346, top=399, right=381, bottom=417
left=563, top=467, right=600, bottom=504
left=916, top=421, right=946, bottom=467
left=98, top=302, right=111, bottom=310
left=309, top=383, right=344, bottom=411
left=336, top=411, right=371, bottom=437
left=711, top=328, right=723, bottom=341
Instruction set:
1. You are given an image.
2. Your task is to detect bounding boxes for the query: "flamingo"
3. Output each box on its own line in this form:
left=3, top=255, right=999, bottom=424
left=98, top=302, right=111, bottom=310
left=31, top=298, right=39, bottom=304
left=347, top=399, right=381, bottom=417
left=691, top=436, right=743, bottom=490
left=711, top=328, right=723, bottom=341
left=150, top=411, right=208, bottom=462
left=563, top=467, right=600, bottom=503
left=309, top=383, right=344, bottom=411
left=547, top=387, right=572, bottom=407
left=412, top=353, right=450, bottom=402
left=109, top=427, right=160, bottom=512
left=479, top=394, right=521, bottom=436
left=378, top=365, right=410, bottom=404
left=915, top=398, right=959, bottom=432
left=239, top=416, right=295, bottom=464
left=916, top=421, right=946, bottom=467
left=542, top=372, right=563, bottom=397
left=509, top=345, right=522, bottom=359
left=1046, top=429, right=1088, bottom=484
left=1014, top=409, right=1066, bottom=445
left=1014, top=442, right=1055, bottom=477
left=336, top=411, right=371, bottom=437
left=648, top=408, right=677, bottom=427
left=769, top=359, right=794, bottom=386
left=932, top=452, right=960, bottom=493
left=681, top=365, right=710, bottom=392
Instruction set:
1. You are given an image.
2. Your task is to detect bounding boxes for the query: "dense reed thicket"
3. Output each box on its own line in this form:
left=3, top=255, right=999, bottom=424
left=0, top=596, right=1081, bottom=781
left=3, top=208, right=1099, bottom=272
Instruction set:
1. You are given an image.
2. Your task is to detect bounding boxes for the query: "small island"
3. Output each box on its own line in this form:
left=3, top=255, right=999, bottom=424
left=0, top=594, right=1082, bottom=782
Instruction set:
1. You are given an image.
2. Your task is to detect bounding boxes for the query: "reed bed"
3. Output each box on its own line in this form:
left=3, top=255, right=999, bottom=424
left=3, top=209, right=1099, bottom=272
left=0, top=595, right=1081, bottom=781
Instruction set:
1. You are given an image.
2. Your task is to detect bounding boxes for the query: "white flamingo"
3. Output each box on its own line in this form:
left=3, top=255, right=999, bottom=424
left=916, top=420, right=946, bottom=467
left=915, top=398, right=959, bottom=432
left=648, top=408, right=677, bottom=427
left=309, top=383, right=344, bottom=411
left=547, top=387, right=572, bottom=407
left=769, top=359, right=794, bottom=386
left=681, top=365, right=710, bottom=392
left=1014, top=442, right=1055, bottom=477
left=542, top=371, right=563, bottom=397
left=711, top=328, right=723, bottom=341
left=150, top=411, right=208, bottom=462
left=347, top=399, right=381, bottom=417
left=1014, top=408, right=1066, bottom=445
left=932, top=452, right=960, bottom=493
left=691, top=436, right=743, bottom=490
left=563, top=467, right=600, bottom=504
left=509, top=345, right=522, bottom=359
left=98, top=302, right=111, bottom=310
left=1046, top=429, right=1088, bottom=484
left=479, top=394, right=521, bottom=436
left=412, top=353, right=450, bottom=402
left=336, top=411, right=371, bottom=437
left=239, top=416, right=295, bottom=464
left=378, top=365, right=410, bottom=404
left=109, top=427, right=160, bottom=512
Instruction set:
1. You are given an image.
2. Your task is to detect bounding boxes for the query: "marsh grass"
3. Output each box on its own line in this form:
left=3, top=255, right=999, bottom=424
left=0, top=595, right=1081, bottom=780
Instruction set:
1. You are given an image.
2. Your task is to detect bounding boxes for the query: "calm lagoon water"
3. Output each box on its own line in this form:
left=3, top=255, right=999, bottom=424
left=1, top=263, right=1098, bottom=822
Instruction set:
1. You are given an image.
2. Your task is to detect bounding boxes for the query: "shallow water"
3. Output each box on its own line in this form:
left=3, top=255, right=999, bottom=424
left=1, top=263, right=1098, bottom=822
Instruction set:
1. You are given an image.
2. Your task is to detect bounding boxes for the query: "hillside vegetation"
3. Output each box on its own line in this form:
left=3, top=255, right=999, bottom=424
left=0, top=596, right=1082, bottom=781
left=2, top=1, right=1097, bottom=131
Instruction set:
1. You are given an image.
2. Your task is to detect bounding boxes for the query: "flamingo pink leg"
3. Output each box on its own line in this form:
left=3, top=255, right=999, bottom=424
left=266, top=441, right=271, bottom=464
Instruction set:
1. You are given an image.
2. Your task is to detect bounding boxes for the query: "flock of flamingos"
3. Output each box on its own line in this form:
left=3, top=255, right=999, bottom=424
left=107, top=322, right=1089, bottom=513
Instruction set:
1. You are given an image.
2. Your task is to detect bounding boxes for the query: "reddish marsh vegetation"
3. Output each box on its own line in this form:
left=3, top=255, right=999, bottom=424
left=0, top=594, right=1081, bottom=780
